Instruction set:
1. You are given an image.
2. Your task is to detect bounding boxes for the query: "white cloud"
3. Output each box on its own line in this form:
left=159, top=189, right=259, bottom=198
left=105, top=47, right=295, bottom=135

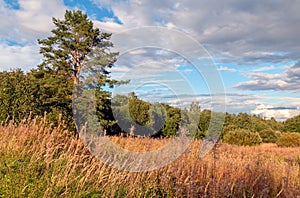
left=251, top=104, right=300, bottom=121
left=93, top=20, right=124, bottom=33
left=218, top=66, right=237, bottom=72
left=0, top=0, right=66, bottom=43
left=252, top=65, right=276, bottom=72
left=93, top=0, right=300, bottom=65
left=16, top=0, right=66, bottom=33
left=0, top=0, right=67, bottom=69
left=235, top=62, right=300, bottom=92
left=0, top=43, right=42, bottom=71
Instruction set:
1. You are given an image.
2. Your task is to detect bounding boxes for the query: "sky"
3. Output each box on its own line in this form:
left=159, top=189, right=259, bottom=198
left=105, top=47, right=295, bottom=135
left=0, top=0, right=300, bottom=121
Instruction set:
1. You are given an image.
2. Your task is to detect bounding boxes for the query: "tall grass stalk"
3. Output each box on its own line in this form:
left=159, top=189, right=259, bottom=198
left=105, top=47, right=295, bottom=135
left=0, top=117, right=300, bottom=197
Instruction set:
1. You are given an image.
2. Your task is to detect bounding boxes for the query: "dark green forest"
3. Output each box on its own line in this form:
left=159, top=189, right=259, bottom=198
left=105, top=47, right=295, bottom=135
left=1, top=10, right=300, bottom=147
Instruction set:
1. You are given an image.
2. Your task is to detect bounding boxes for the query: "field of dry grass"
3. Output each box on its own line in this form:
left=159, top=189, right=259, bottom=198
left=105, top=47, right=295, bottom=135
left=1, top=117, right=300, bottom=197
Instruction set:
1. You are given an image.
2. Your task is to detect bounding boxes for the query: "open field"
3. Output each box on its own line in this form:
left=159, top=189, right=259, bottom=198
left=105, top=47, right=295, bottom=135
left=1, top=118, right=300, bottom=197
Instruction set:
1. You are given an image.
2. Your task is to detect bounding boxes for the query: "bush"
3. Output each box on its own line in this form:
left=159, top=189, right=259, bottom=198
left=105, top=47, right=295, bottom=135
left=259, top=128, right=281, bottom=143
left=276, top=133, right=300, bottom=147
left=221, top=124, right=240, bottom=139
left=223, top=129, right=262, bottom=146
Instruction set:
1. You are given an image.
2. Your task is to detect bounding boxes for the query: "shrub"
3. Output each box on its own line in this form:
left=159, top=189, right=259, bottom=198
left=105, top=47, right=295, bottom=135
left=221, top=124, right=240, bottom=139
left=276, top=133, right=300, bottom=147
left=259, top=128, right=281, bottom=143
left=223, top=129, right=262, bottom=146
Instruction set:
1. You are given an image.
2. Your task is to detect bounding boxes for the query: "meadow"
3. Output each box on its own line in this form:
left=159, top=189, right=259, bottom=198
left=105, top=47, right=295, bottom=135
left=0, top=117, right=300, bottom=197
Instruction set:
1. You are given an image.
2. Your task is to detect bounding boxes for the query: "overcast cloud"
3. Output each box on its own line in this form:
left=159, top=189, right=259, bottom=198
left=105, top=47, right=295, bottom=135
left=97, top=0, right=300, bottom=63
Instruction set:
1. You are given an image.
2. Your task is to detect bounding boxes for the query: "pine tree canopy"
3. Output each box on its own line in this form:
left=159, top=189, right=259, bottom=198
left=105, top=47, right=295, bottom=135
left=38, top=9, right=118, bottom=86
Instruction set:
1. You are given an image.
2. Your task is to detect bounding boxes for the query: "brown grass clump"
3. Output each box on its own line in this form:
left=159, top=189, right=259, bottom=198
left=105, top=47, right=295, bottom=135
left=0, top=117, right=300, bottom=197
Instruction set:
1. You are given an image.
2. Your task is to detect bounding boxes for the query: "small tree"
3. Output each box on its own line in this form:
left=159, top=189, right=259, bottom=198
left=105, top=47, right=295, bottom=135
left=161, top=105, right=181, bottom=137
left=128, top=97, right=151, bottom=126
left=198, top=109, right=211, bottom=135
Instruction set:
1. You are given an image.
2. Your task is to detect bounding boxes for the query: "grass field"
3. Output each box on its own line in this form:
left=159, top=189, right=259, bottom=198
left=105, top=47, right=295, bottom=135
left=1, top=118, right=300, bottom=197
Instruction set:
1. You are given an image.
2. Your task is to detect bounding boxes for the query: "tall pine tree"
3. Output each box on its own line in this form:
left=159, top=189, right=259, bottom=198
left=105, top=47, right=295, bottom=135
left=37, top=10, right=122, bottom=135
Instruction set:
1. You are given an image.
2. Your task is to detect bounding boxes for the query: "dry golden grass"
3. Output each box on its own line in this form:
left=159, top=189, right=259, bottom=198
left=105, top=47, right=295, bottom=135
left=0, top=117, right=300, bottom=197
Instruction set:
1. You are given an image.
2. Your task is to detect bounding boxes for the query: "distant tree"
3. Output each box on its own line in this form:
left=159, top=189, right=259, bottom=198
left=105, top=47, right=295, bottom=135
left=265, top=117, right=284, bottom=131
left=197, top=109, right=211, bottom=137
left=128, top=97, right=151, bottom=126
left=234, top=113, right=253, bottom=130
left=127, top=97, right=154, bottom=136
left=284, top=114, right=300, bottom=133
left=148, top=103, right=167, bottom=134
left=224, top=113, right=237, bottom=127
left=251, top=118, right=268, bottom=132
left=189, top=101, right=201, bottom=113
left=161, top=105, right=181, bottom=137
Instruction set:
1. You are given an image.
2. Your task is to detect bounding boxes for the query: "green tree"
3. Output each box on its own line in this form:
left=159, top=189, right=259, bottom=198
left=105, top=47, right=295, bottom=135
left=38, top=10, right=113, bottom=85
left=196, top=109, right=211, bottom=138
left=128, top=97, right=151, bottom=126
left=265, top=117, right=284, bottom=132
left=148, top=103, right=167, bottom=134
left=259, top=128, right=281, bottom=143
left=31, top=68, right=74, bottom=128
left=37, top=10, right=122, bottom=134
left=0, top=70, right=39, bottom=123
left=234, top=113, right=253, bottom=130
left=161, top=105, right=181, bottom=137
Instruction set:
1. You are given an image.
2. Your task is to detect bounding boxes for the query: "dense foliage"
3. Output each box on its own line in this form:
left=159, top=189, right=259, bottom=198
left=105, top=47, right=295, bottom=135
left=0, top=70, right=39, bottom=122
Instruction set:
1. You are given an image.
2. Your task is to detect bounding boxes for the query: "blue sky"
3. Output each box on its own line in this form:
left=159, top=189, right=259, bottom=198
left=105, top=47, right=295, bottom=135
left=0, top=0, right=300, bottom=120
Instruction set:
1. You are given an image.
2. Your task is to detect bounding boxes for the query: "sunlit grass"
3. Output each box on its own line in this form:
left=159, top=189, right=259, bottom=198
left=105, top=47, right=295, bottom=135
left=0, top=117, right=299, bottom=197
